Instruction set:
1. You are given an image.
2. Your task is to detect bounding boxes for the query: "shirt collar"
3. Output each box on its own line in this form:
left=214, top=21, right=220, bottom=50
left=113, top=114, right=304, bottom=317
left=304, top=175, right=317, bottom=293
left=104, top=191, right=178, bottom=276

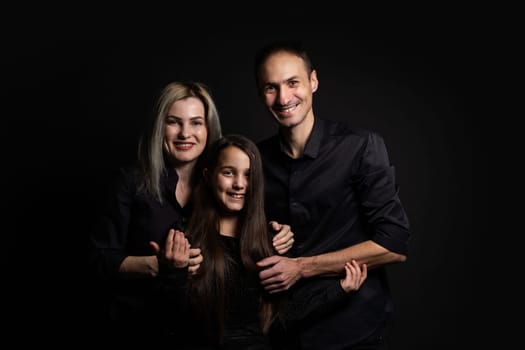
left=279, top=117, right=324, bottom=159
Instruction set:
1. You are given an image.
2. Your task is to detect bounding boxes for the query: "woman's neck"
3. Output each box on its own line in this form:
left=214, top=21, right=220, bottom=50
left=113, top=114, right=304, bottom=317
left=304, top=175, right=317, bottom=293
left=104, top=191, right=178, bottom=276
left=174, top=161, right=196, bottom=207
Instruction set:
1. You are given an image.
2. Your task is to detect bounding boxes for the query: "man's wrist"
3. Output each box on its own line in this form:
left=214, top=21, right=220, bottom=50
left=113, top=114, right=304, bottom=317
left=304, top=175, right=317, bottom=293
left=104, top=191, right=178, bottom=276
left=296, top=256, right=309, bottom=279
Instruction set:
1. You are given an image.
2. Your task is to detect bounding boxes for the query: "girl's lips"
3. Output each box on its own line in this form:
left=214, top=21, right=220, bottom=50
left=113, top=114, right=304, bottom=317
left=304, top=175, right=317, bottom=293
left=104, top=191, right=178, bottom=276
left=228, top=193, right=245, bottom=199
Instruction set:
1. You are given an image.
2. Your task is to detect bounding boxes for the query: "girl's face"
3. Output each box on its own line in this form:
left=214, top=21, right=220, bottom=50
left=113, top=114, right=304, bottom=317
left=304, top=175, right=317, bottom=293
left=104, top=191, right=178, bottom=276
left=163, top=97, right=207, bottom=165
left=210, top=146, right=250, bottom=213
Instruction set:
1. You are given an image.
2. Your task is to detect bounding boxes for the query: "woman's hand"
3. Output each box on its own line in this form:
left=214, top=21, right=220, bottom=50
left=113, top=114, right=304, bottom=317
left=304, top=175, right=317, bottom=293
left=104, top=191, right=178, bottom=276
left=150, top=229, right=192, bottom=269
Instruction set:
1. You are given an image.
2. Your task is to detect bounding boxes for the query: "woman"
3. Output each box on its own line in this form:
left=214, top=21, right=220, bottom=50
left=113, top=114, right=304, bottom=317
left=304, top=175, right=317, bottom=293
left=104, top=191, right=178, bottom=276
left=89, top=83, right=293, bottom=342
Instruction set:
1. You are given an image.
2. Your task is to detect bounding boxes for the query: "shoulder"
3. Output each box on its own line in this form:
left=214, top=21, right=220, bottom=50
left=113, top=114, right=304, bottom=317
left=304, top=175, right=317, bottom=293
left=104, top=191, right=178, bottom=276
left=322, top=118, right=382, bottom=143
left=106, top=164, right=142, bottom=193
left=257, top=134, right=280, bottom=154
left=116, top=164, right=141, bottom=182
left=96, top=164, right=142, bottom=206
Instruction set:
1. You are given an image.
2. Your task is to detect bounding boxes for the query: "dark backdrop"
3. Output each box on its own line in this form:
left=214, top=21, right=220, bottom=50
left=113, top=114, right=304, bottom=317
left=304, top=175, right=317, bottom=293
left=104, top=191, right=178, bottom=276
left=5, top=18, right=478, bottom=348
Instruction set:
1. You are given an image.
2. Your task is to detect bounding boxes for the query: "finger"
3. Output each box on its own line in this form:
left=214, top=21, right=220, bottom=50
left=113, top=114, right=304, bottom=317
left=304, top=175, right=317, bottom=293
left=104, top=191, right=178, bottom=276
left=350, top=260, right=364, bottom=281
left=351, top=259, right=360, bottom=269
left=273, top=240, right=291, bottom=252
left=273, top=232, right=293, bottom=246
left=189, top=253, right=203, bottom=266
left=188, top=264, right=200, bottom=275
left=343, top=261, right=354, bottom=276
left=273, top=225, right=292, bottom=243
left=343, top=264, right=359, bottom=291
left=269, top=221, right=281, bottom=232
left=264, top=282, right=289, bottom=294
left=189, top=247, right=201, bottom=258
left=174, top=230, right=186, bottom=249
left=259, top=273, right=288, bottom=287
left=165, top=229, right=176, bottom=253
left=261, top=277, right=282, bottom=288
left=360, top=263, right=368, bottom=283
left=274, top=247, right=286, bottom=255
left=149, top=241, right=161, bottom=254
left=173, top=231, right=185, bottom=253
left=181, top=238, right=190, bottom=256
left=348, top=260, right=359, bottom=276
left=344, top=263, right=358, bottom=286
left=269, top=288, right=286, bottom=294
left=343, top=263, right=353, bottom=280
left=259, top=270, right=281, bottom=282
left=256, top=255, right=280, bottom=268
left=171, top=231, right=181, bottom=253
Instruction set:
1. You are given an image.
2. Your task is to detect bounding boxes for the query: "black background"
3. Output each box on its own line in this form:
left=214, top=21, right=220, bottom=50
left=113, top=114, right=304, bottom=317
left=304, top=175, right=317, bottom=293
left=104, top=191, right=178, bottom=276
left=5, top=10, right=480, bottom=348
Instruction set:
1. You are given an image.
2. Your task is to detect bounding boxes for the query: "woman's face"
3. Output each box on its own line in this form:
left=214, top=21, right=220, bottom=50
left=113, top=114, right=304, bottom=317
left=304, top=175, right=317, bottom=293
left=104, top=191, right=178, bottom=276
left=210, top=146, right=250, bottom=213
left=163, top=97, right=207, bottom=165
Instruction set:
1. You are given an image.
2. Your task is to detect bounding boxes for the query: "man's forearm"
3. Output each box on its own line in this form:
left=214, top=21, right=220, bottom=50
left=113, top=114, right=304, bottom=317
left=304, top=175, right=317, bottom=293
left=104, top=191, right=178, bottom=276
left=298, top=240, right=406, bottom=278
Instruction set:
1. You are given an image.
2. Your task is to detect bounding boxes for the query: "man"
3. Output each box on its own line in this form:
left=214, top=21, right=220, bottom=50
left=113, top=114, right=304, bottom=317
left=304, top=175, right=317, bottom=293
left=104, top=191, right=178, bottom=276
left=254, top=40, right=411, bottom=349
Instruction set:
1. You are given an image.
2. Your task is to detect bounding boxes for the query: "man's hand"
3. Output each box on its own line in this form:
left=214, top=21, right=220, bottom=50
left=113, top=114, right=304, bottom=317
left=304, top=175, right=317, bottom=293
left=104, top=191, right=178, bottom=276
left=256, top=255, right=302, bottom=293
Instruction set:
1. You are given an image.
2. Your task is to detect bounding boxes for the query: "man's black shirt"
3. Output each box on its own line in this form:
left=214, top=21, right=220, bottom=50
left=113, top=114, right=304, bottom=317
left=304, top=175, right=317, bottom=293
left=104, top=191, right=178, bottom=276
left=258, top=117, right=410, bottom=349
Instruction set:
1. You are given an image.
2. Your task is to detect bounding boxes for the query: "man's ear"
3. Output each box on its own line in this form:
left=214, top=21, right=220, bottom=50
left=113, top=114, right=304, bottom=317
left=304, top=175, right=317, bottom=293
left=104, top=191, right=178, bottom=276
left=310, top=69, right=319, bottom=93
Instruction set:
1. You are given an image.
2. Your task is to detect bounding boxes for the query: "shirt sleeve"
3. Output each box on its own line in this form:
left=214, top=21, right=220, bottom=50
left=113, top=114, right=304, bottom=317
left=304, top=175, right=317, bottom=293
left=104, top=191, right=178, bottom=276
left=352, top=132, right=411, bottom=255
left=88, top=167, right=134, bottom=281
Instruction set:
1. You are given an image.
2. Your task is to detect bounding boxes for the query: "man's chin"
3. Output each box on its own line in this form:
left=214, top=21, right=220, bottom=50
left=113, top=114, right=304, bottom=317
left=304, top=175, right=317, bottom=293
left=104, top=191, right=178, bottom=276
left=274, top=115, right=299, bottom=127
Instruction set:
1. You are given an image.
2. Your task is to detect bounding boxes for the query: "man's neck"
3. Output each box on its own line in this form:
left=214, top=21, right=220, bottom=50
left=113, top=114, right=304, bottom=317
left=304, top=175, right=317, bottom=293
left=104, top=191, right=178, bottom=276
left=280, top=114, right=315, bottom=159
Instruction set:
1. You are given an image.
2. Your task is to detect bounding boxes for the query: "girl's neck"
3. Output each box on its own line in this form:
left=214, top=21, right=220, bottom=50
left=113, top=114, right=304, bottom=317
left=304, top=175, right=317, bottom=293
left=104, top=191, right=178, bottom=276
left=219, top=216, right=239, bottom=237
